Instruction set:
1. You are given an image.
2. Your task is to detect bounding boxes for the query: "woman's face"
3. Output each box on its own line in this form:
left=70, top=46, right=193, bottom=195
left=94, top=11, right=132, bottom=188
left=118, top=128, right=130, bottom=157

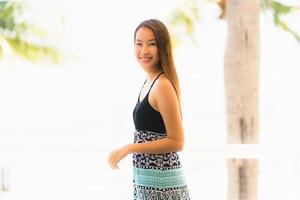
left=134, top=27, right=159, bottom=72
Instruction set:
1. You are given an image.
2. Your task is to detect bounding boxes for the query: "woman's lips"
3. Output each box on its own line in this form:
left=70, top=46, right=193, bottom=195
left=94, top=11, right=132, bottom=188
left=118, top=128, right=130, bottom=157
left=140, top=57, right=152, bottom=62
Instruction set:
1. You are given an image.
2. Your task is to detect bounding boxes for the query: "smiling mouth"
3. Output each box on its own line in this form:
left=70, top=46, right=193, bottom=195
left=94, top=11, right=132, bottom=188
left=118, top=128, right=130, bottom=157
left=140, top=57, right=152, bottom=61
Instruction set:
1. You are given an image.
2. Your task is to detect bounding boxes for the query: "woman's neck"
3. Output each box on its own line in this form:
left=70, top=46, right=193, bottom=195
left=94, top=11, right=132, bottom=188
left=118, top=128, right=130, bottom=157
left=146, top=69, right=163, bottom=81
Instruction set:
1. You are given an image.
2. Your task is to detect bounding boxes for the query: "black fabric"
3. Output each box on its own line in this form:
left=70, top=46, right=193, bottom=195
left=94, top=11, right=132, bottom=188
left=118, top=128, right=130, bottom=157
left=133, top=72, right=166, bottom=133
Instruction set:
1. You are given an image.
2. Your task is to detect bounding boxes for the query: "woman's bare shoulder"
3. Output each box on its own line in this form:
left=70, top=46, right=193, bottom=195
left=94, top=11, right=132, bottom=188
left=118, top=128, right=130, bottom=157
left=153, top=75, right=176, bottom=98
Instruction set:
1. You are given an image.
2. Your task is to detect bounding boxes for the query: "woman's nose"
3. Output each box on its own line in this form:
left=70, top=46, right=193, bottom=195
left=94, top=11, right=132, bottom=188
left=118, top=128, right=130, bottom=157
left=141, top=45, right=149, bottom=54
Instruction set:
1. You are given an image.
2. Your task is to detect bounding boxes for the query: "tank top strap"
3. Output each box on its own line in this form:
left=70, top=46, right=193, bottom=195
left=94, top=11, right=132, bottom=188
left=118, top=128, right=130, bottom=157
left=137, top=79, right=147, bottom=102
left=137, top=72, right=164, bottom=103
left=150, top=71, right=164, bottom=89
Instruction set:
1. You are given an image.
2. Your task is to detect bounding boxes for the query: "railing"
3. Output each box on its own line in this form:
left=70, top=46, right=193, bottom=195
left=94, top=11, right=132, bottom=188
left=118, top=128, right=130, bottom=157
left=0, top=145, right=299, bottom=199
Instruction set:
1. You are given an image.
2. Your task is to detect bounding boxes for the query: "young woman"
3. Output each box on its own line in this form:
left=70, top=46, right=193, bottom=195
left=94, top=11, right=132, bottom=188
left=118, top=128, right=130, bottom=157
left=108, top=19, right=190, bottom=200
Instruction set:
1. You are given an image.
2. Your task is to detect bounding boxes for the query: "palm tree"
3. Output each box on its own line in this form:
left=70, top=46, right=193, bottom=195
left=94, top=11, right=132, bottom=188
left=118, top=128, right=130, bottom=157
left=224, top=1, right=260, bottom=199
left=0, top=1, right=60, bottom=63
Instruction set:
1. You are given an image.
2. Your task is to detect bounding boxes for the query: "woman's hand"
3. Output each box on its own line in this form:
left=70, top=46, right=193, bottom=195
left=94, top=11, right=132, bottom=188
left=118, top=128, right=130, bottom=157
left=107, top=144, right=131, bottom=169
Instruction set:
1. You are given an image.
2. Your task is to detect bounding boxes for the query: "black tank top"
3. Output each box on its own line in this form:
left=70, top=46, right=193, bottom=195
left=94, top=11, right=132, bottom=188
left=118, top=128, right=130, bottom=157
left=133, top=72, right=166, bottom=133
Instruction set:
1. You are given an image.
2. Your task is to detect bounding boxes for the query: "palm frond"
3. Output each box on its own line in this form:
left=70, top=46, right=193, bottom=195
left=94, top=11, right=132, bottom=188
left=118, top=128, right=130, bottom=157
left=0, top=1, right=61, bottom=63
left=166, top=0, right=200, bottom=46
left=6, top=36, right=60, bottom=63
left=261, top=0, right=300, bottom=42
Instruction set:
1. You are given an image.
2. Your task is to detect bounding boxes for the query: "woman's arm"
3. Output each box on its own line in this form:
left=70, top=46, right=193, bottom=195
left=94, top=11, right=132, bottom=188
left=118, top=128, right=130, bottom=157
left=129, top=77, right=184, bottom=153
left=108, top=77, right=184, bottom=169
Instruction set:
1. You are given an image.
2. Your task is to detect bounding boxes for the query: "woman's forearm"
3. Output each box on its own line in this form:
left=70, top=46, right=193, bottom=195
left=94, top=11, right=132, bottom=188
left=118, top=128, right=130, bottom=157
left=127, top=137, right=183, bottom=154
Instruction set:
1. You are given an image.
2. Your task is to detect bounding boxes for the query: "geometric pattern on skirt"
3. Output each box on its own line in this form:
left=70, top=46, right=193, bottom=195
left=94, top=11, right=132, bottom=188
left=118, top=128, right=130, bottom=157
left=133, top=130, right=190, bottom=200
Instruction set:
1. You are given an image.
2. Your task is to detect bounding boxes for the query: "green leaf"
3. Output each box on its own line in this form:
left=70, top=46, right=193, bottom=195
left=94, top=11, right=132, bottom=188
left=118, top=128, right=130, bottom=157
left=270, top=1, right=292, bottom=15
left=166, top=0, right=200, bottom=46
left=261, top=0, right=300, bottom=43
left=6, top=36, right=60, bottom=64
left=0, top=1, right=62, bottom=63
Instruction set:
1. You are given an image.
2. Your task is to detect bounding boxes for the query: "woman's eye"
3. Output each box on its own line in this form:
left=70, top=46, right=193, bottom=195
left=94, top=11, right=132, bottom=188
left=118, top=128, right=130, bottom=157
left=135, top=43, right=142, bottom=46
left=149, top=43, right=156, bottom=46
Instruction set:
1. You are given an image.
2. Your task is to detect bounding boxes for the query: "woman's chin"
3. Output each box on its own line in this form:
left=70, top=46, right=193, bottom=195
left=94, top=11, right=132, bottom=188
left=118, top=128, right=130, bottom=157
left=139, top=63, right=153, bottom=70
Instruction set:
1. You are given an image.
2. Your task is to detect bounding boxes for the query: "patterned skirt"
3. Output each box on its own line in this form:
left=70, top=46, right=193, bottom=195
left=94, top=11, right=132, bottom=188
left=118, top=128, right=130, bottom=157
left=133, top=130, right=190, bottom=200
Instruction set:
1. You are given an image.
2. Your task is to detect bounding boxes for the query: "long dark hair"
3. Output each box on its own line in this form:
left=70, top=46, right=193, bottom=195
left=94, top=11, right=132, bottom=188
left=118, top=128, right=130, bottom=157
left=134, top=19, right=182, bottom=112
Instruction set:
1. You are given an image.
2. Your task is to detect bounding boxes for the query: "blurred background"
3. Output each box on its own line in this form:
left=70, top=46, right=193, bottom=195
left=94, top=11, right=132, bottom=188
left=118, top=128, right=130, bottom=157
left=0, top=0, right=300, bottom=199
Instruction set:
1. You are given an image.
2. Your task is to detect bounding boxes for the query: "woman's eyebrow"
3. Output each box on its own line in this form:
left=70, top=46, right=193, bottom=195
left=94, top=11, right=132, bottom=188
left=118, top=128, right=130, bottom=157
left=135, top=39, right=156, bottom=42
